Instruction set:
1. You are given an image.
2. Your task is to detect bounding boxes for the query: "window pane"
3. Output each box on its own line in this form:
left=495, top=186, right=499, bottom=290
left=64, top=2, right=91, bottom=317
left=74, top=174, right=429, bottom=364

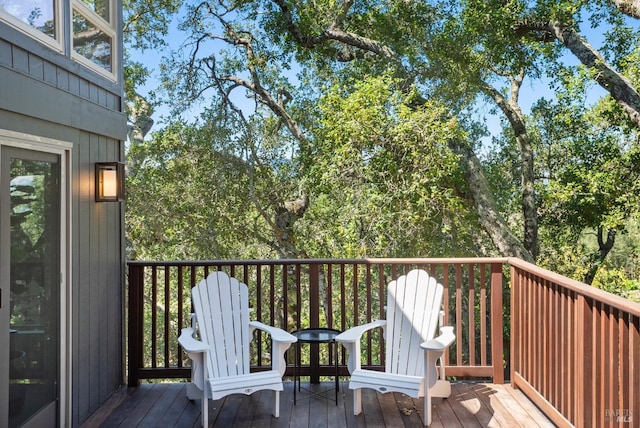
left=80, top=0, right=109, bottom=23
left=0, top=0, right=56, bottom=38
left=72, top=10, right=112, bottom=72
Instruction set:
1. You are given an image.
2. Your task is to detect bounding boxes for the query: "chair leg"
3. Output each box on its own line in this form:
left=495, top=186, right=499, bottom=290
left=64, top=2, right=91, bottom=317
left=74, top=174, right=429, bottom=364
left=202, top=396, right=208, bottom=427
left=424, top=392, right=431, bottom=427
left=274, top=390, right=280, bottom=418
left=353, top=389, right=362, bottom=415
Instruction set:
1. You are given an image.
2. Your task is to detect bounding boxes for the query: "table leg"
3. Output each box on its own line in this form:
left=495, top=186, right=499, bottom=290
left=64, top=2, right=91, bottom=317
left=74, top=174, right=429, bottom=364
left=294, top=342, right=298, bottom=404
left=334, top=340, right=338, bottom=405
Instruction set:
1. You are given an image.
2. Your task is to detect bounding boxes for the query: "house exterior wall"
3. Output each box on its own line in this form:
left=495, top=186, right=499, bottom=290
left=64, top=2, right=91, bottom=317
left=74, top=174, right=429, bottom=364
left=0, top=6, right=126, bottom=426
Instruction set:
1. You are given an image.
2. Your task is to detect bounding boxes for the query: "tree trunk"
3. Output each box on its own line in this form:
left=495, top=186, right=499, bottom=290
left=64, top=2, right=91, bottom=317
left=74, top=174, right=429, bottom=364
left=480, top=76, right=539, bottom=260
left=272, top=195, right=310, bottom=258
left=126, top=93, right=155, bottom=174
left=450, top=139, right=534, bottom=262
left=583, top=226, right=616, bottom=285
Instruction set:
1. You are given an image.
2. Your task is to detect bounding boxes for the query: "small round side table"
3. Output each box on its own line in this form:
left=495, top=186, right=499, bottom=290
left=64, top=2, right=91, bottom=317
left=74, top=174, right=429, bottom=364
left=291, top=328, right=341, bottom=405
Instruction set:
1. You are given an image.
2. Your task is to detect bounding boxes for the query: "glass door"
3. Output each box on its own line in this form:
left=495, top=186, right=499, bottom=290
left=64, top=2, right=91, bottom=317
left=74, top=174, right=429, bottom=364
left=1, top=146, right=61, bottom=428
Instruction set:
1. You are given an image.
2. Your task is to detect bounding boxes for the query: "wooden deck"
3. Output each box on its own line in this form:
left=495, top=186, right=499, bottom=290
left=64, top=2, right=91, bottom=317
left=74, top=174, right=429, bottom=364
left=81, top=381, right=554, bottom=427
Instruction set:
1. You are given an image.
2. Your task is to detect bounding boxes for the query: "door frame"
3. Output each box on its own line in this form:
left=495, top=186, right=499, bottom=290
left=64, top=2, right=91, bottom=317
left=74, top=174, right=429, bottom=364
left=0, top=129, right=72, bottom=427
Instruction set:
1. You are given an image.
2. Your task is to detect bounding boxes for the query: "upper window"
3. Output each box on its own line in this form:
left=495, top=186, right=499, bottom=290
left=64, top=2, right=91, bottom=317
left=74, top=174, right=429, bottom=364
left=0, top=0, right=61, bottom=47
left=0, top=0, right=117, bottom=81
left=72, top=1, right=114, bottom=74
left=0, top=1, right=56, bottom=37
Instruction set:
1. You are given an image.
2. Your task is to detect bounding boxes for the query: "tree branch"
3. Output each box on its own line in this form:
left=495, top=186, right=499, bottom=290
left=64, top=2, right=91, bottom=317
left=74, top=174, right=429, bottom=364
left=269, top=0, right=396, bottom=61
left=517, top=20, right=640, bottom=128
left=609, top=0, right=640, bottom=19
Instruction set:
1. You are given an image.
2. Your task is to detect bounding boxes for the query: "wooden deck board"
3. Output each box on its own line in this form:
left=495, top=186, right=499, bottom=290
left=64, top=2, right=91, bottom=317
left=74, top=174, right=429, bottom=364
left=81, top=381, right=555, bottom=427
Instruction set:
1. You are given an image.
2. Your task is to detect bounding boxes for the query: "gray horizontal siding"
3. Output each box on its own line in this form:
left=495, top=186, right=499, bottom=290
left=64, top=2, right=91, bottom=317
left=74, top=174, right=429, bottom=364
left=0, top=30, right=125, bottom=141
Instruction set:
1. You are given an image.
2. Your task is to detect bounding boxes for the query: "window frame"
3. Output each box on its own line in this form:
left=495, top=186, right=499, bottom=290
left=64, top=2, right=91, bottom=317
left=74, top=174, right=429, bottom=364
left=0, top=0, right=64, bottom=52
left=70, top=0, right=117, bottom=80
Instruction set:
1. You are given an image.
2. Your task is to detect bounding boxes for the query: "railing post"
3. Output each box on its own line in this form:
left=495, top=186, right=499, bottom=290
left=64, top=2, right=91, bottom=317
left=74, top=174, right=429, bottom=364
left=128, top=264, right=144, bottom=387
left=309, top=263, right=320, bottom=383
left=510, top=264, right=518, bottom=385
left=491, top=262, right=505, bottom=384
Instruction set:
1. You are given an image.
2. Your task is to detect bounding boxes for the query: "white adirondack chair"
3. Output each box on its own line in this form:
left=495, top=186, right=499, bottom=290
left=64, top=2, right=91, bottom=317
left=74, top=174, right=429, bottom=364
left=335, top=269, right=455, bottom=426
left=178, top=271, right=297, bottom=427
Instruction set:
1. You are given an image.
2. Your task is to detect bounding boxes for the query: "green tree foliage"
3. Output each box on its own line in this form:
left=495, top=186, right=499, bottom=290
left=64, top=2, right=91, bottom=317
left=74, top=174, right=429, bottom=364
left=301, top=75, right=477, bottom=257
left=127, top=113, right=273, bottom=260
left=126, top=75, right=480, bottom=260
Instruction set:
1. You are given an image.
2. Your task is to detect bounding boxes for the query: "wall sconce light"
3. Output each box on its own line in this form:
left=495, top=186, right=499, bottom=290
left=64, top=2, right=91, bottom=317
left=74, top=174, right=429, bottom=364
left=95, top=162, right=125, bottom=202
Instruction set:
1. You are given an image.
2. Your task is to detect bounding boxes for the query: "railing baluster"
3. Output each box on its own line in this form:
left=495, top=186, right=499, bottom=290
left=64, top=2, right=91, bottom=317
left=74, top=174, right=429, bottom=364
left=619, top=311, right=629, bottom=425
left=309, top=263, right=320, bottom=383
left=151, top=266, right=157, bottom=369
left=442, top=263, right=450, bottom=366
left=365, top=264, right=372, bottom=367
left=282, top=263, right=289, bottom=332
left=455, top=264, right=462, bottom=366
left=269, top=265, right=275, bottom=333
left=177, top=266, right=184, bottom=368
left=377, top=264, right=385, bottom=366
left=480, top=264, right=487, bottom=367
left=607, top=304, right=617, bottom=424
left=468, top=264, right=475, bottom=366
left=339, top=263, right=347, bottom=366
left=631, top=315, right=640, bottom=425
left=575, top=294, right=590, bottom=427
left=352, top=263, right=358, bottom=333
left=164, top=266, right=170, bottom=369
left=256, top=265, right=262, bottom=367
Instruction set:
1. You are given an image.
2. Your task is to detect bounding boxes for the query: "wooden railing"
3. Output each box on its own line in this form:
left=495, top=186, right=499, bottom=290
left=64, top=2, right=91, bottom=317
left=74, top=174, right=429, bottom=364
left=127, top=257, right=640, bottom=426
left=510, top=258, right=640, bottom=427
left=127, top=258, right=506, bottom=387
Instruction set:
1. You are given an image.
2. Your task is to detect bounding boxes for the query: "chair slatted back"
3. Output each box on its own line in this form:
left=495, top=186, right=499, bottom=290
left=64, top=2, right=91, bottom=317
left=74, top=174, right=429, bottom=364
left=191, top=271, right=251, bottom=379
left=385, top=269, right=443, bottom=377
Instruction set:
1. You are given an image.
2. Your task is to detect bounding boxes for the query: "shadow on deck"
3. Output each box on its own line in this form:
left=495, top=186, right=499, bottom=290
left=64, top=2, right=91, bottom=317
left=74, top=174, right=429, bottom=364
left=82, top=380, right=554, bottom=427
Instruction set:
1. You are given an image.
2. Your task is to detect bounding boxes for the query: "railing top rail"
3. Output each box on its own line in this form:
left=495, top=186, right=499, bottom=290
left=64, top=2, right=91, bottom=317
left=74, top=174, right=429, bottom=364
left=127, top=256, right=639, bottom=316
left=508, top=257, right=640, bottom=317
left=126, top=257, right=509, bottom=266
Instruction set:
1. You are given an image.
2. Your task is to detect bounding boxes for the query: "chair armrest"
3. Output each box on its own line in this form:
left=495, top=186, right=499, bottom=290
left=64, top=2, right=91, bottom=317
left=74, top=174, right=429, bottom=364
left=420, top=326, right=455, bottom=351
left=249, top=321, right=297, bottom=377
left=178, top=327, right=208, bottom=392
left=335, top=320, right=386, bottom=374
left=178, top=328, right=209, bottom=354
left=249, top=321, right=297, bottom=344
left=334, top=320, right=386, bottom=343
